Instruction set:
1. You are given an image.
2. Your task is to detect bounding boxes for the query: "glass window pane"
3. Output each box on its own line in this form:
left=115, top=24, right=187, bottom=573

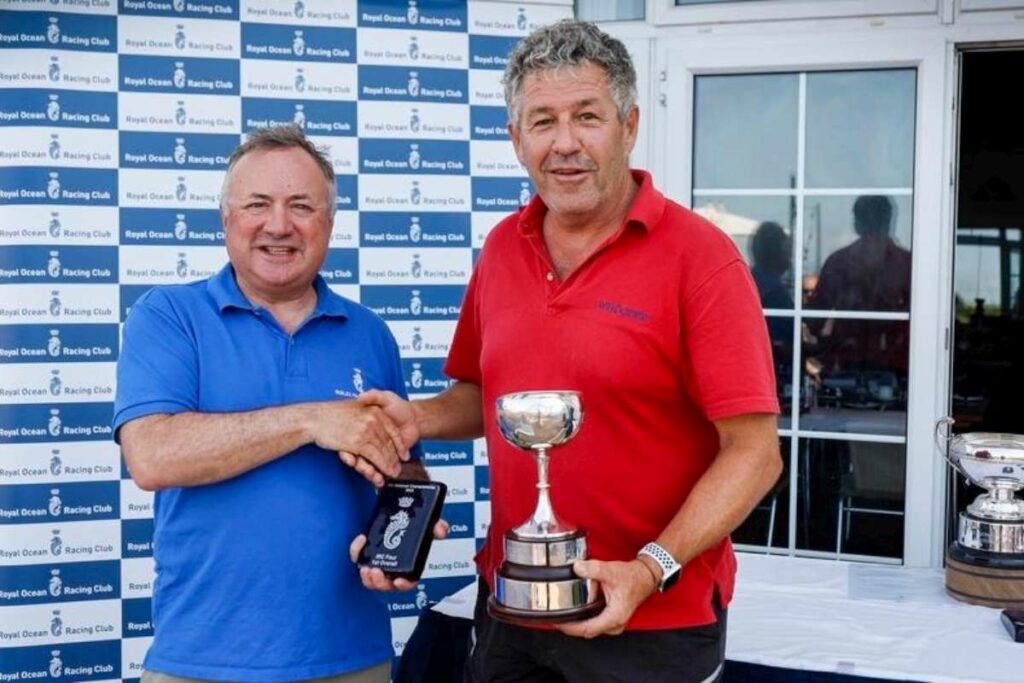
left=693, top=195, right=796, bottom=307
left=677, top=0, right=771, bottom=4
left=694, top=74, right=798, bottom=189
left=796, top=438, right=905, bottom=558
left=800, top=320, right=909, bottom=436
left=803, top=195, right=913, bottom=312
left=576, top=0, right=644, bottom=21
left=766, top=315, right=794, bottom=431
left=805, top=69, right=917, bottom=188
left=734, top=437, right=790, bottom=551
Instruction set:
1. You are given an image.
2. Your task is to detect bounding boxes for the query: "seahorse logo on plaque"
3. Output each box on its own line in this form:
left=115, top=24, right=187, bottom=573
left=383, top=496, right=415, bottom=550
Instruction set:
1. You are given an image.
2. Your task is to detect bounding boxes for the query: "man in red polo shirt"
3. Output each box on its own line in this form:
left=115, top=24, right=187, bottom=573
left=354, top=19, right=782, bottom=683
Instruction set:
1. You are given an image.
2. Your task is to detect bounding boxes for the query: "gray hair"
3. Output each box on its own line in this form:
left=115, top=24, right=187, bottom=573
left=220, top=124, right=336, bottom=218
left=503, top=19, right=637, bottom=127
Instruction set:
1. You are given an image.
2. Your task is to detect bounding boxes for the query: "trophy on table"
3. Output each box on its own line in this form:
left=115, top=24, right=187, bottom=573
left=936, top=417, right=1024, bottom=609
left=489, top=391, right=604, bottom=624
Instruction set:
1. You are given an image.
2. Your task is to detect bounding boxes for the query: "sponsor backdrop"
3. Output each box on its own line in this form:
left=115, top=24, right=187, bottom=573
left=0, top=1, right=569, bottom=679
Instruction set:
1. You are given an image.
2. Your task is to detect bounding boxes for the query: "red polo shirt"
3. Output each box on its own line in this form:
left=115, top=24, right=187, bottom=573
left=446, top=171, right=779, bottom=629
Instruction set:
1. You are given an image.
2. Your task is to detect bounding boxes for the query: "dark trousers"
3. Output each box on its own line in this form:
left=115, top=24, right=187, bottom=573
left=465, top=579, right=727, bottom=683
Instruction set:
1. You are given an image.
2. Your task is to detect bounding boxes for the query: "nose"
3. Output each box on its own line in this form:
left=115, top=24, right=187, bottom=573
left=551, top=117, right=581, bottom=156
left=262, top=203, right=293, bottom=237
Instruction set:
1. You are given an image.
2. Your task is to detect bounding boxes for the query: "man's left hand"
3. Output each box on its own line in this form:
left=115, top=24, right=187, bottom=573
left=557, top=558, right=658, bottom=638
left=348, top=519, right=449, bottom=592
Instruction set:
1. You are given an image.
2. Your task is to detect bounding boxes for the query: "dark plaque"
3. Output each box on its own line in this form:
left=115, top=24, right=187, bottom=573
left=359, top=479, right=446, bottom=580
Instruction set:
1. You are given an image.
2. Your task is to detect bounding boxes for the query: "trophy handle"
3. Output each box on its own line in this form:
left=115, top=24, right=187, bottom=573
left=935, top=417, right=962, bottom=474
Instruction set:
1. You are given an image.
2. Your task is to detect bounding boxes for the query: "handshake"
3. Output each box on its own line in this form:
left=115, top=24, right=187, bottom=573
left=309, top=389, right=418, bottom=488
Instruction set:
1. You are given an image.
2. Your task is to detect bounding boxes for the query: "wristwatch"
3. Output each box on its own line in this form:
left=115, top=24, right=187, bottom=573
left=638, top=542, right=682, bottom=593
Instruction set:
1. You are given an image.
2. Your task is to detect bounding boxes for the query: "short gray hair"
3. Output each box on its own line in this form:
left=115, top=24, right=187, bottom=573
left=503, top=19, right=637, bottom=126
left=220, top=124, right=336, bottom=217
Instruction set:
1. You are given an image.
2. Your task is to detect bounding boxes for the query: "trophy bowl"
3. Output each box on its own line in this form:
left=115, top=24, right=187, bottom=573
left=489, top=390, right=604, bottom=624
left=935, top=417, right=1024, bottom=608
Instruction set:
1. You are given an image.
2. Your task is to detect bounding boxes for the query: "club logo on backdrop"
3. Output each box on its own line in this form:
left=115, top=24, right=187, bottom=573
left=293, top=104, right=306, bottom=129
left=49, top=57, right=61, bottom=83
left=173, top=0, right=186, bottom=12
left=47, top=17, right=61, bottom=45
left=175, top=100, right=187, bottom=126
left=47, top=173, right=61, bottom=200
left=408, top=71, right=420, bottom=98
left=407, top=0, right=419, bottom=25
left=49, top=650, right=63, bottom=678
left=49, top=489, right=62, bottom=516
left=416, top=587, right=428, bottom=609
left=409, top=290, right=422, bottom=316
left=175, top=24, right=186, bottom=50
left=410, top=362, right=423, bottom=390
left=175, top=214, right=188, bottom=240
left=50, top=291, right=61, bottom=317
left=411, top=254, right=422, bottom=279
left=49, top=212, right=62, bottom=238
left=293, top=31, right=305, bottom=57
left=408, top=144, right=421, bottom=170
left=49, top=370, right=62, bottom=397
left=295, top=68, right=306, bottom=93
left=50, top=530, right=63, bottom=556
left=176, top=176, right=187, bottom=202
left=410, top=181, right=420, bottom=205
left=173, top=62, right=186, bottom=89
left=409, top=36, right=419, bottom=61
left=174, top=138, right=187, bottom=165
left=47, top=94, right=60, bottom=122
left=409, top=108, right=420, bottom=133
left=411, top=327, right=423, bottom=351
left=48, top=409, right=61, bottom=437
left=49, top=569, right=63, bottom=597
left=50, top=451, right=63, bottom=476
left=409, top=217, right=421, bottom=243
left=177, top=253, right=188, bottom=278
left=50, top=610, right=63, bottom=637
left=48, top=330, right=62, bottom=357
left=49, top=134, right=61, bottom=160
left=519, top=182, right=531, bottom=206
left=294, top=1, right=305, bottom=19
left=48, top=251, right=61, bottom=278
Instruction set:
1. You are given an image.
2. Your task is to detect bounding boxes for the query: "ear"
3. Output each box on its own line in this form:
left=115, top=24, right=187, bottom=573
left=622, top=106, right=639, bottom=155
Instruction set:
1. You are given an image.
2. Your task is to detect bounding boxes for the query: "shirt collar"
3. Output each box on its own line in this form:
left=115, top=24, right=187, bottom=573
left=207, top=264, right=349, bottom=320
left=517, top=169, right=666, bottom=236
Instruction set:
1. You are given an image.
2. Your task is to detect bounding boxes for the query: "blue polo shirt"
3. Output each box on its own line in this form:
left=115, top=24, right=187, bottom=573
left=114, top=265, right=416, bottom=682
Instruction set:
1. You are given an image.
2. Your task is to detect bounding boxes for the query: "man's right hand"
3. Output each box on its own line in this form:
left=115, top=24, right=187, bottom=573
left=309, top=401, right=408, bottom=487
left=357, top=390, right=420, bottom=450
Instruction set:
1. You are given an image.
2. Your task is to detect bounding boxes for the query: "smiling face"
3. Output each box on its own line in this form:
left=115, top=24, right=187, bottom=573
left=221, top=147, right=333, bottom=306
left=508, top=62, right=638, bottom=228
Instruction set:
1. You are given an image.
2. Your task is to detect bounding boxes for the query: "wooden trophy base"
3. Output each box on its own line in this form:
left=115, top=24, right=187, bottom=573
left=946, top=543, right=1024, bottom=609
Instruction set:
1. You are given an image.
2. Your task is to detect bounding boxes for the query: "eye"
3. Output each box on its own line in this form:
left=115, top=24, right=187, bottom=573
left=291, top=203, right=315, bottom=214
left=244, top=201, right=268, bottom=211
left=530, top=117, right=553, bottom=130
left=578, top=111, right=600, bottom=122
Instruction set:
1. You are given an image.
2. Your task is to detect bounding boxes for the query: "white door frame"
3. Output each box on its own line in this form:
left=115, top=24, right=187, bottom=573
left=656, top=29, right=954, bottom=567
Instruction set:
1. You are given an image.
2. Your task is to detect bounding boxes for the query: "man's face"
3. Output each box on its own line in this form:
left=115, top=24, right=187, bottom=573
left=222, top=147, right=333, bottom=303
left=508, top=62, right=638, bottom=222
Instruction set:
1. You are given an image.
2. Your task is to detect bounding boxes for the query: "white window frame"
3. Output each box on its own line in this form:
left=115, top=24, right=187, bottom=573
left=651, top=0, right=939, bottom=26
left=656, top=29, right=953, bottom=567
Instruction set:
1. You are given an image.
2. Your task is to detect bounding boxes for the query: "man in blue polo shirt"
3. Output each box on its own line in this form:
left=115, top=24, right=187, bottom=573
left=114, top=126, right=438, bottom=683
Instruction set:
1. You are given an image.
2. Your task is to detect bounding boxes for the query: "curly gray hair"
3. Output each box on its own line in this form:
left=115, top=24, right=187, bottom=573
left=220, top=124, right=336, bottom=218
left=503, top=19, right=637, bottom=127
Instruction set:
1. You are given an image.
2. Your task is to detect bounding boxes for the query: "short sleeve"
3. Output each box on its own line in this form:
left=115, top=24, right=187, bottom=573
left=443, top=267, right=482, bottom=385
left=112, top=289, right=199, bottom=440
left=682, top=260, right=780, bottom=421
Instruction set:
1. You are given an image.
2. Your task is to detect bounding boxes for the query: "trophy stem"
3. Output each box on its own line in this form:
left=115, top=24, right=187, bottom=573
left=512, top=445, right=574, bottom=539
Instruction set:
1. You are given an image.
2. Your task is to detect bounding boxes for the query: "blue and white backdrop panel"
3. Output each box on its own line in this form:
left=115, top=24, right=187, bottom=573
left=0, top=1, right=570, bottom=679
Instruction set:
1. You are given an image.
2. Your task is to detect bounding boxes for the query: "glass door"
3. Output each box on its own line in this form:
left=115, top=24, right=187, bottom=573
left=661, top=32, right=951, bottom=566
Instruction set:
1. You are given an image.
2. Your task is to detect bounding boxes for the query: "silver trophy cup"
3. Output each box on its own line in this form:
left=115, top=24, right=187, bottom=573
left=489, top=391, right=604, bottom=624
left=936, top=417, right=1024, bottom=608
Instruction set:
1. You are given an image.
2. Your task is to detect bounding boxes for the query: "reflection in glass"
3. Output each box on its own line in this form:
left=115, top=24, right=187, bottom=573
left=765, top=315, right=793, bottom=431
left=803, top=195, right=912, bottom=311
left=694, top=73, right=798, bottom=189
left=800, top=319, right=908, bottom=436
left=734, top=438, right=790, bottom=552
left=796, top=438, right=904, bottom=558
left=576, top=0, right=644, bottom=21
left=805, top=69, right=916, bottom=189
left=693, top=195, right=796, bottom=305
